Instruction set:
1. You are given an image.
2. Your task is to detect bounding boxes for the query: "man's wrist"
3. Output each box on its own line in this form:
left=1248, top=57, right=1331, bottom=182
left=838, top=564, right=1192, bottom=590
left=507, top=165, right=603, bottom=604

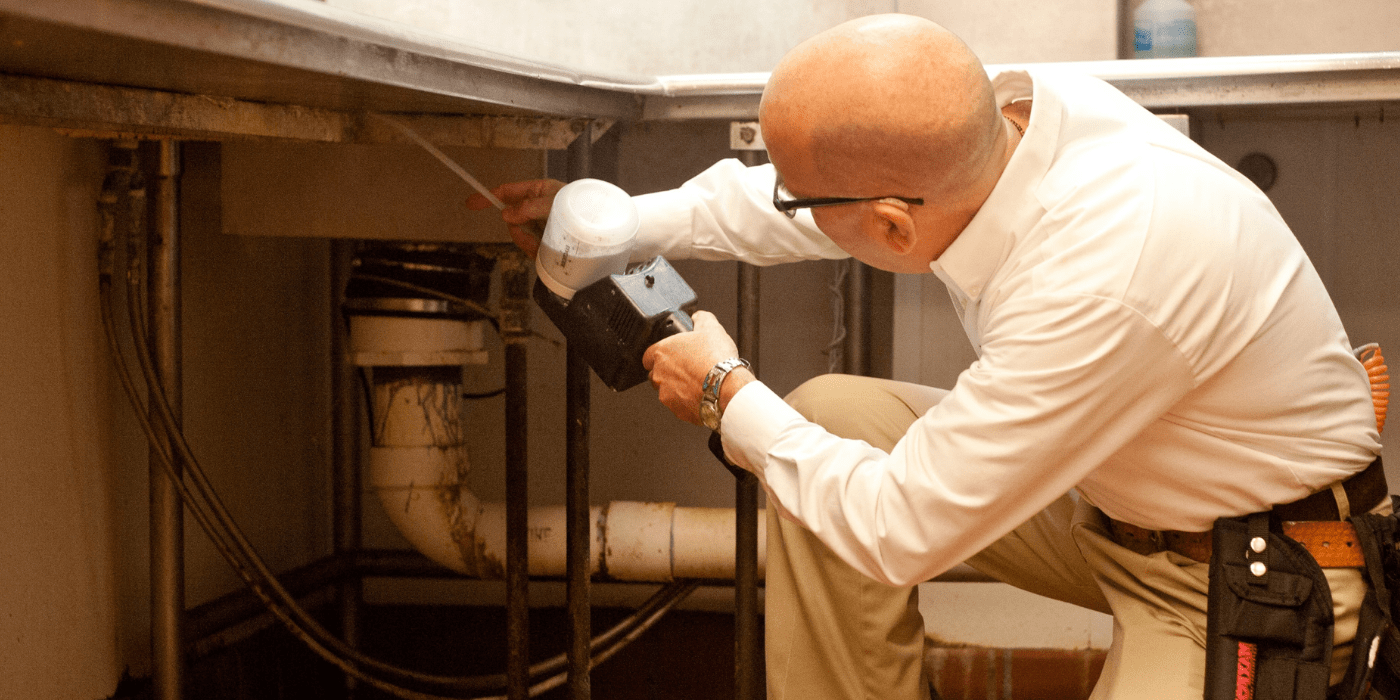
left=718, top=367, right=755, bottom=414
left=700, top=357, right=750, bottom=431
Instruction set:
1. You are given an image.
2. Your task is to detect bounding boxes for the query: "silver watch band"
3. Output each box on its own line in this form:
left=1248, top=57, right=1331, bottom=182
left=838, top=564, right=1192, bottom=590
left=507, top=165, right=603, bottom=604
left=700, top=357, right=750, bottom=432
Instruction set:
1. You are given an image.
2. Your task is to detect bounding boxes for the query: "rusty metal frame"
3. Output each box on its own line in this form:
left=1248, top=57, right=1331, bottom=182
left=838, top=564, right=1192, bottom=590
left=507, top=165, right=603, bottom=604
left=0, top=73, right=597, bottom=148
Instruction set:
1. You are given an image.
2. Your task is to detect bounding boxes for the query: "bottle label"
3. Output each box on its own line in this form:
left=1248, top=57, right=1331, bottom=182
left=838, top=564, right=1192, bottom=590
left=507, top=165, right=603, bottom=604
left=1155, top=19, right=1197, bottom=57
left=1134, top=27, right=1152, bottom=52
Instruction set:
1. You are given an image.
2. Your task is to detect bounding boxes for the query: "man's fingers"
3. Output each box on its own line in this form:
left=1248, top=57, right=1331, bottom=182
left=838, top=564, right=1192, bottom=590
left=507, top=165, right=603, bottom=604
left=642, top=341, right=662, bottom=371
left=464, top=192, right=496, bottom=211
left=690, top=310, right=720, bottom=331
left=466, top=179, right=563, bottom=213
left=495, top=179, right=561, bottom=202
left=502, top=197, right=554, bottom=225
left=508, top=225, right=540, bottom=260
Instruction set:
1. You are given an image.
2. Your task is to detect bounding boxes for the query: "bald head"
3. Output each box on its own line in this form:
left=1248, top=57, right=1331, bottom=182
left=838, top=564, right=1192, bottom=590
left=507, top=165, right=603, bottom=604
left=760, top=15, right=1002, bottom=200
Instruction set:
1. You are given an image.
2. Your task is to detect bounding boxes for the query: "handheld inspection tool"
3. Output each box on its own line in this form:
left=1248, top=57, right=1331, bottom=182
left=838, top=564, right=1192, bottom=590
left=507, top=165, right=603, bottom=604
left=530, top=179, right=699, bottom=391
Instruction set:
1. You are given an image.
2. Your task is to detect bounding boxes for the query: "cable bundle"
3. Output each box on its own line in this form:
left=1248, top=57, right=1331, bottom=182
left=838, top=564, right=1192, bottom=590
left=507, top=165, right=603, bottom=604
left=96, top=149, right=695, bottom=699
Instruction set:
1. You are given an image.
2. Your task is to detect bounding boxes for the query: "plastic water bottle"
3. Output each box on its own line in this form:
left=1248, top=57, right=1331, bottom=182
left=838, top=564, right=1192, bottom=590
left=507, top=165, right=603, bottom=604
left=1134, top=0, right=1197, bottom=59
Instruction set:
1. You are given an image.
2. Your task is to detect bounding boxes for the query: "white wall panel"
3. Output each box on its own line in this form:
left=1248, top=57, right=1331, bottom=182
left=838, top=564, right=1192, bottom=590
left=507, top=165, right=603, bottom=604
left=0, top=125, right=122, bottom=699
left=1188, top=0, right=1400, bottom=56
left=328, top=0, right=894, bottom=75
left=899, top=0, right=1119, bottom=63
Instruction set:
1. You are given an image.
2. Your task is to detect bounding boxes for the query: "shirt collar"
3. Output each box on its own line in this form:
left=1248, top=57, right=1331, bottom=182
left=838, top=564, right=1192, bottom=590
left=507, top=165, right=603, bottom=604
left=928, top=69, right=1061, bottom=301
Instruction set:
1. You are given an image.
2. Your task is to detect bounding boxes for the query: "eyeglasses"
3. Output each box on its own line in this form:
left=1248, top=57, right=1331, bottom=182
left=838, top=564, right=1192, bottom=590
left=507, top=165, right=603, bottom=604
left=772, top=173, right=924, bottom=219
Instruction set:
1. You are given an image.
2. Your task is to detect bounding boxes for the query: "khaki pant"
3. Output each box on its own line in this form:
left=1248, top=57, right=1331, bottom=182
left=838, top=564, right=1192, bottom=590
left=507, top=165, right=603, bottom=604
left=767, top=374, right=1379, bottom=700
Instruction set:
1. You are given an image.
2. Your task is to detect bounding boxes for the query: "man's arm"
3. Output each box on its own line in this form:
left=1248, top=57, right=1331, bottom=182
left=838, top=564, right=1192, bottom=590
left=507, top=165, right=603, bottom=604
left=630, top=159, right=847, bottom=264
left=470, top=158, right=844, bottom=265
left=716, top=294, right=1195, bottom=586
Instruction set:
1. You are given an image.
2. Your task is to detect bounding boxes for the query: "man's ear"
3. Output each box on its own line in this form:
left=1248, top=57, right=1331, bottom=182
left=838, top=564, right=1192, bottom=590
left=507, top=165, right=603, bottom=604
left=870, top=199, right=918, bottom=256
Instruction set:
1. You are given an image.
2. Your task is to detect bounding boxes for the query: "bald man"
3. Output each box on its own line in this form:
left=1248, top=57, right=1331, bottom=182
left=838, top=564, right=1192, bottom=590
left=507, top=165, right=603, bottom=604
left=478, top=15, right=1385, bottom=700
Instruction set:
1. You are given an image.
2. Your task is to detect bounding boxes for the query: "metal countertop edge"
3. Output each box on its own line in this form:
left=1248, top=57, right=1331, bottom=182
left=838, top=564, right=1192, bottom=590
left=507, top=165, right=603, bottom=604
left=3, top=0, right=1398, bottom=119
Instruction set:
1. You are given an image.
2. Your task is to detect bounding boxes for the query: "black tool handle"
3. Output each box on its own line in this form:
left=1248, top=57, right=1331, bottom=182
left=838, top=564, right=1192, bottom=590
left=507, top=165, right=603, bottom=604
left=666, top=310, right=694, bottom=333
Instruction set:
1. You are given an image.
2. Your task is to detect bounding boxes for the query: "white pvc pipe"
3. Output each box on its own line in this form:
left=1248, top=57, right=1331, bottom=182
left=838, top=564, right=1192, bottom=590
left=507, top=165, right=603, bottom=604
left=369, top=449, right=767, bottom=581
left=352, top=313, right=767, bottom=583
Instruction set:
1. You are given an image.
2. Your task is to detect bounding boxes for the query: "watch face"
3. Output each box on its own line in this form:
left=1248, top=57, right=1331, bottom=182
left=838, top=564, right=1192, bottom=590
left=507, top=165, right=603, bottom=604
left=700, top=402, right=720, bottom=431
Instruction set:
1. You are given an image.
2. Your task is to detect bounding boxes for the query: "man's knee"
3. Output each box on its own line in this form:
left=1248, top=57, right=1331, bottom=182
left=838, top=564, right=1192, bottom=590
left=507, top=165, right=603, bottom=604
left=784, top=374, right=928, bottom=448
left=784, top=374, right=862, bottom=424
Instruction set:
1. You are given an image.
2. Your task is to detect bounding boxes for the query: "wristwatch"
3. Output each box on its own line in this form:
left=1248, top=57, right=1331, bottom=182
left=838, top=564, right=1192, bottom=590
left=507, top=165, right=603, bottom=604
left=699, top=357, right=751, bottom=432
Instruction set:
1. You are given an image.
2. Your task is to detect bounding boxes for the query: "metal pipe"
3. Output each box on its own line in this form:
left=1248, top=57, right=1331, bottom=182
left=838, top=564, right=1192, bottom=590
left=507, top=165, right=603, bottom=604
left=565, top=347, right=591, bottom=700
left=499, top=256, right=533, bottom=700
left=565, top=123, right=593, bottom=700
left=147, top=139, right=184, bottom=700
left=734, top=148, right=764, bottom=700
left=329, top=239, right=362, bottom=698
left=843, top=261, right=871, bottom=377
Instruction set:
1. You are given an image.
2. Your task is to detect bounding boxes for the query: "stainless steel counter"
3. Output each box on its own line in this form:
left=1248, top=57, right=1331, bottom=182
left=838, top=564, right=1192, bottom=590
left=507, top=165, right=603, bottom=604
left=1, top=0, right=1396, bottom=138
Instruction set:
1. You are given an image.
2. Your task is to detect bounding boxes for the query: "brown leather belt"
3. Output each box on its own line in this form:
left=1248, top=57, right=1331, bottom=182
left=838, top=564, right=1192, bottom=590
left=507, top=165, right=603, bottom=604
left=1109, top=457, right=1386, bottom=568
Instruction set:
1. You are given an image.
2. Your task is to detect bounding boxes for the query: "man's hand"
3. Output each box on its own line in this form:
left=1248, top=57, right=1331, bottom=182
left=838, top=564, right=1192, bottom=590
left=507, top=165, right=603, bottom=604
left=466, top=179, right=566, bottom=259
left=642, top=311, right=749, bottom=426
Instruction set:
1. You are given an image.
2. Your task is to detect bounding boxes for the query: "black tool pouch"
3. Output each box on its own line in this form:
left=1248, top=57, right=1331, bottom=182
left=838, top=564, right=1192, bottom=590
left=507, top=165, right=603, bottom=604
left=1329, top=498, right=1400, bottom=700
left=1205, top=512, right=1336, bottom=699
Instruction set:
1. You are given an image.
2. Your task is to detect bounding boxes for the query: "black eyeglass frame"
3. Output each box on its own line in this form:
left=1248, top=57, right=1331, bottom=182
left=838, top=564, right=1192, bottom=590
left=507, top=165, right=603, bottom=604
left=772, top=175, right=924, bottom=218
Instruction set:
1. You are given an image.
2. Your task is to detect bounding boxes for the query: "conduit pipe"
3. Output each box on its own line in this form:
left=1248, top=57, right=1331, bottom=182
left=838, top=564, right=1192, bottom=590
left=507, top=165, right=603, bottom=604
left=349, top=313, right=768, bottom=583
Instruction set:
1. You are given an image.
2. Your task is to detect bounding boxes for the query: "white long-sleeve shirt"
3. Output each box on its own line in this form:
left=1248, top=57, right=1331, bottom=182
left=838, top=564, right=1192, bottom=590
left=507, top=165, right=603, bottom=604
left=631, top=68, right=1381, bottom=586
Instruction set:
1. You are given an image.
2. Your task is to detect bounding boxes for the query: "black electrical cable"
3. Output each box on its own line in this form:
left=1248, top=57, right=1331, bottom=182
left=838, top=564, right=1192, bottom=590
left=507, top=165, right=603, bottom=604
left=101, top=179, right=469, bottom=700
left=349, top=272, right=563, bottom=349
left=462, top=388, right=507, bottom=400
left=99, top=243, right=464, bottom=698
left=111, top=212, right=697, bottom=699
left=99, top=166, right=698, bottom=698
left=349, top=272, right=496, bottom=322
left=123, top=224, right=688, bottom=697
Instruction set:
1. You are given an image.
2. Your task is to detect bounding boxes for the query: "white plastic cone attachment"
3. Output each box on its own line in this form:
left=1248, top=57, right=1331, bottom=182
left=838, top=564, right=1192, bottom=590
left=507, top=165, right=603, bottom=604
left=535, top=178, right=639, bottom=299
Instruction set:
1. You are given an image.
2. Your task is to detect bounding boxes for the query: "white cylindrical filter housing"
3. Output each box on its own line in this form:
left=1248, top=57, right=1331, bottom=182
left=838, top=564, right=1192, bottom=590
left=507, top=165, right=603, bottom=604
left=349, top=315, right=489, bottom=367
left=535, top=178, right=639, bottom=299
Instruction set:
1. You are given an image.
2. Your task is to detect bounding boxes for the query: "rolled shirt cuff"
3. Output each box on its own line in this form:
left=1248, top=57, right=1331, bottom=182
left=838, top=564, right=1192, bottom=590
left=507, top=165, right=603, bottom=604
left=718, top=380, right=806, bottom=480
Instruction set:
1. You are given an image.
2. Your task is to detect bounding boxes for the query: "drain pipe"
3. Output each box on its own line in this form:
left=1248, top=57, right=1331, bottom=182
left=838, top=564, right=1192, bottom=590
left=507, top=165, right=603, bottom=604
left=347, top=304, right=769, bottom=582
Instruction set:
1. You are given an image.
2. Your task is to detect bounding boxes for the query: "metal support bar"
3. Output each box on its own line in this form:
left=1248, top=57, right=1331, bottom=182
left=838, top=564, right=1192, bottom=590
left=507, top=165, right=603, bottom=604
left=842, top=261, right=871, bottom=377
left=182, top=547, right=995, bottom=665
left=329, top=239, right=361, bottom=699
left=147, top=139, right=184, bottom=700
left=734, top=149, right=764, bottom=700
left=499, top=254, right=533, bottom=700
left=0, top=73, right=596, bottom=148
left=565, top=123, right=594, bottom=700
left=0, top=0, right=645, bottom=120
